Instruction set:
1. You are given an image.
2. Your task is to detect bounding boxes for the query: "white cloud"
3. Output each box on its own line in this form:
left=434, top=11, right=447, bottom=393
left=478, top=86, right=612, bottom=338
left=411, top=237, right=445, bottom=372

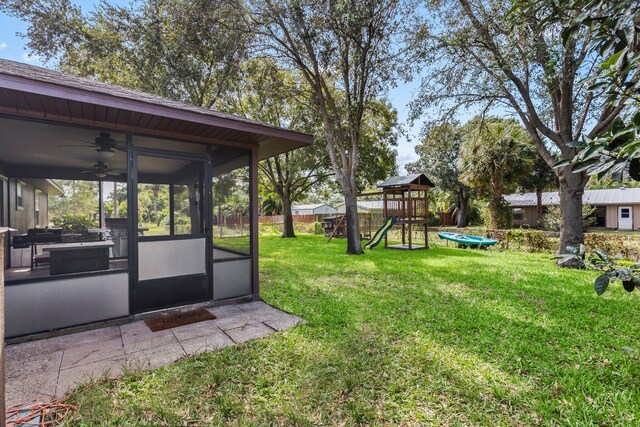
left=21, top=52, right=42, bottom=63
left=0, top=42, right=7, bottom=50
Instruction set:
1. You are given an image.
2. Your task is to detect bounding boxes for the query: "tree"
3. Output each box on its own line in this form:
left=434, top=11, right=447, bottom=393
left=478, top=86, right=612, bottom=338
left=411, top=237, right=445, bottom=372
left=251, top=0, right=416, bottom=254
left=1, top=0, right=250, bottom=108
left=406, top=123, right=472, bottom=227
left=518, top=156, right=558, bottom=227
left=412, top=0, right=631, bottom=250
left=528, top=1, right=640, bottom=182
left=221, top=59, right=332, bottom=238
left=458, top=117, right=535, bottom=229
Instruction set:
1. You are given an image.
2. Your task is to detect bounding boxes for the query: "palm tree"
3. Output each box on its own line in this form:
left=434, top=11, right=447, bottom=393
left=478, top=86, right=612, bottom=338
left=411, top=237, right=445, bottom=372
left=459, top=117, right=536, bottom=229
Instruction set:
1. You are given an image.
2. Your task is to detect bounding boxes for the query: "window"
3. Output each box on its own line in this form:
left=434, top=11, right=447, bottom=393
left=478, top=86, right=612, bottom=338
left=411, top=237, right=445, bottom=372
left=34, top=189, right=41, bottom=225
left=212, top=150, right=251, bottom=256
left=136, top=155, right=204, bottom=237
left=621, top=208, right=630, bottom=218
left=16, top=181, right=23, bottom=210
left=512, top=208, right=523, bottom=220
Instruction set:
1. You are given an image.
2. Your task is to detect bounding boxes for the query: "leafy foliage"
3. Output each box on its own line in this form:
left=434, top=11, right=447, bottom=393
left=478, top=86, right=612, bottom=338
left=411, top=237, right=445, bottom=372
left=0, top=0, right=251, bottom=108
left=406, top=123, right=473, bottom=227
left=458, top=117, right=536, bottom=229
left=520, top=0, right=640, bottom=181
left=251, top=0, right=417, bottom=253
left=553, top=245, right=640, bottom=295
left=542, top=204, right=597, bottom=231
left=415, top=0, right=633, bottom=250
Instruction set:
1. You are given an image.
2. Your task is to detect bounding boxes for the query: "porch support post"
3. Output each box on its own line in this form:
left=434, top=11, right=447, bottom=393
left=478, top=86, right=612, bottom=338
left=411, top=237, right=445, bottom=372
left=0, top=229, right=6, bottom=426
left=126, top=134, right=136, bottom=315
left=250, top=146, right=260, bottom=299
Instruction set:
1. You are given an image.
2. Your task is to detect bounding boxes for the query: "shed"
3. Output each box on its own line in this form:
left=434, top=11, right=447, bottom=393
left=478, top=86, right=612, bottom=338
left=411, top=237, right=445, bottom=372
left=291, top=203, right=337, bottom=215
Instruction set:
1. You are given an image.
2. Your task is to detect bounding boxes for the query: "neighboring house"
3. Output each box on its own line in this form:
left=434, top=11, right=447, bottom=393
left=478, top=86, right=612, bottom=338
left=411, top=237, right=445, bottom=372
left=504, top=188, right=640, bottom=230
left=291, top=203, right=337, bottom=216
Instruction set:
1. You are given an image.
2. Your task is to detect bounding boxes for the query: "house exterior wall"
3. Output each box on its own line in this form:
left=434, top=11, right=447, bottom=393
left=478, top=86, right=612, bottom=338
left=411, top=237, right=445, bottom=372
left=511, top=206, right=537, bottom=227
left=7, top=178, right=49, bottom=234
left=634, top=205, right=640, bottom=230
left=605, top=205, right=618, bottom=228
left=292, top=208, right=314, bottom=215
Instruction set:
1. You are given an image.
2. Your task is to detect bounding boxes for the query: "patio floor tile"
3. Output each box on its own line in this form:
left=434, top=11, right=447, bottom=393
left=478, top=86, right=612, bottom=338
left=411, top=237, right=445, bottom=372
left=56, top=357, right=126, bottom=397
left=124, top=341, right=186, bottom=372
left=179, top=331, right=235, bottom=356
left=171, top=319, right=221, bottom=341
left=224, top=322, right=275, bottom=343
left=60, top=337, right=125, bottom=370
left=5, top=301, right=302, bottom=407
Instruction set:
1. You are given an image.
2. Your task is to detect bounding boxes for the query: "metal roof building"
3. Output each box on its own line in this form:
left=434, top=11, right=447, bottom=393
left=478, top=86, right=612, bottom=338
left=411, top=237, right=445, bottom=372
left=505, top=188, right=640, bottom=207
left=291, top=204, right=337, bottom=215
left=504, top=188, right=640, bottom=230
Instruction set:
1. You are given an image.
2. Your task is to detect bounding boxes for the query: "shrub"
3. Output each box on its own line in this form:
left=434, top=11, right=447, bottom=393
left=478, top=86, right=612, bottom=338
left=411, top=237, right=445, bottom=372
left=502, top=228, right=552, bottom=252
left=481, top=198, right=511, bottom=229
left=584, top=233, right=628, bottom=258
left=543, top=204, right=596, bottom=231
left=428, top=211, right=442, bottom=227
left=51, top=214, right=96, bottom=237
left=553, top=245, right=640, bottom=295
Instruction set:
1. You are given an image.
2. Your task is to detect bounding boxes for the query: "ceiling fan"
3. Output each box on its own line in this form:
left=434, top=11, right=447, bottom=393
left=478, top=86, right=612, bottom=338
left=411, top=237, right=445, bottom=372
left=59, top=132, right=124, bottom=159
left=80, top=161, right=124, bottom=179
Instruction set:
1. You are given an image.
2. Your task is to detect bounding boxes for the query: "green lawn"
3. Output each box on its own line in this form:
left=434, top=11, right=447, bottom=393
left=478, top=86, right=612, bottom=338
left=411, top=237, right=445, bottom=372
left=65, top=235, right=640, bottom=426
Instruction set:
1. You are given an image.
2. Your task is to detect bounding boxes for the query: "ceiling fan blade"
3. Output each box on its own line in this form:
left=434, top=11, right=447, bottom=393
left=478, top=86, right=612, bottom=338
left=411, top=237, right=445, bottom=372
left=64, top=137, right=91, bottom=144
left=58, top=144, right=92, bottom=148
left=106, top=171, right=122, bottom=176
left=80, top=170, right=94, bottom=174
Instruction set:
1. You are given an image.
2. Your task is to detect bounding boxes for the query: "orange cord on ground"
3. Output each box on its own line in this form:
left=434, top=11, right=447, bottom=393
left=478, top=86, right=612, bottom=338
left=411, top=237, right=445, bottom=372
left=6, top=400, right=77, bottom=426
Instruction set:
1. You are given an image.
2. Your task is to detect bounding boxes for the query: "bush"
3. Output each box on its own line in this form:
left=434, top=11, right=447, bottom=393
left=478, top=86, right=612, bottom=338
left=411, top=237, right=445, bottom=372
left=481, top=198, right=511, bottom=229
left=502, top=228, right=553, bottom=252
left=428, top=211, right=442, bottom=227
left=584, top=233, right=628, bottom=258
left=543, top=204, right=596, bottom=231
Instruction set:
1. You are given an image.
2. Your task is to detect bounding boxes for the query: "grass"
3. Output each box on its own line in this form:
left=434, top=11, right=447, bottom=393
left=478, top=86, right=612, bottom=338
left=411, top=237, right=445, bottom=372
left=64, top=235, right=640, bottom=426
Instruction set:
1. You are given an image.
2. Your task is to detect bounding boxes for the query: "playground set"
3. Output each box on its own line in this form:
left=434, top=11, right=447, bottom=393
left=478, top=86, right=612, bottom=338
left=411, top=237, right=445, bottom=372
left=325, top=173, right=498, bottom=250
left=324, top=174, right=435, bottom=249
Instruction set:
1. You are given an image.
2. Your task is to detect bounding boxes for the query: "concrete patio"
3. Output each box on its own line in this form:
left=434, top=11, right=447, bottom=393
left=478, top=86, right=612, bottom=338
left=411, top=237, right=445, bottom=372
left=5, top=301, right=303, bottom=407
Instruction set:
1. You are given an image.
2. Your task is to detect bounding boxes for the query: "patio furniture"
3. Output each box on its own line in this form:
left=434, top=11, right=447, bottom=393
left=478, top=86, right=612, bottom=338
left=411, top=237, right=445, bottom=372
left=42, top=241, right=114, bottom=275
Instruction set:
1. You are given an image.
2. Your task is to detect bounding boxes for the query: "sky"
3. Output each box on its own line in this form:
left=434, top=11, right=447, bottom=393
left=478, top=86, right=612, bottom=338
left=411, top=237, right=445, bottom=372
left=0, top=1, right=424, bottom=173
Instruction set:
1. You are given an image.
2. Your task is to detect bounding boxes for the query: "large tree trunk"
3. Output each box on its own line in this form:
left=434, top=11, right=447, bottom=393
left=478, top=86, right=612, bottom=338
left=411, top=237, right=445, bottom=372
left=280, top=190, right=296, bottom=238
left=456, top=186, right=469, bottom=228
left=342, top=188, right=362, bottom=254
left=558, top=168, right=588, bottom=251
left=536, top=188, right=543, bottom=227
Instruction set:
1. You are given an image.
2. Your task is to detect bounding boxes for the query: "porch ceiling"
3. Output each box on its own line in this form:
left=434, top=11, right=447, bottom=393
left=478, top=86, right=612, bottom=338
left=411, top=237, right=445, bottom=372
left=0, top=59, right=313, bottom=160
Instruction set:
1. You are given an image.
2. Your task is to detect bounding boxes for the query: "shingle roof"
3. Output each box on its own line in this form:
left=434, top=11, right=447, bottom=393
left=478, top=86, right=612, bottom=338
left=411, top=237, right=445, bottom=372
left=0, top=59, right=296, bottom=133
left=377, top=174, right=434, bottom=188
left=505, top=188, right=640, bottom=206
left=0, top=59, right=313, bottom=160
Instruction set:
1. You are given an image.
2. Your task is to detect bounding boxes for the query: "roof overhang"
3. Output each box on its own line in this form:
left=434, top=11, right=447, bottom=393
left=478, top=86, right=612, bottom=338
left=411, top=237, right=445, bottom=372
left=0, top=60, right=313, bottom=160
left=21, top=178, right=64, bottom=196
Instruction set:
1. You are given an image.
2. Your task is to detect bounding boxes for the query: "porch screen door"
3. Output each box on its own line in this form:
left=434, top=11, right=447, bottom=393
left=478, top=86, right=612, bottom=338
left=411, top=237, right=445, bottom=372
left=133, top=150, right=211, bottom=313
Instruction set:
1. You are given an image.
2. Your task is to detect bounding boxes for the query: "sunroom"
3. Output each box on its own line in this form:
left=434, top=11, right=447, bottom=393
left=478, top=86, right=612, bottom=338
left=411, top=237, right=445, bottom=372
left=0, top=59, right=312, bottom=339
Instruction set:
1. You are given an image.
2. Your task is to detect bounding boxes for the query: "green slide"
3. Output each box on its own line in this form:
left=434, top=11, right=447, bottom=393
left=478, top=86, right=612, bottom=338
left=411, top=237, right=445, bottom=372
left=364, top=216, right=398, bottom=250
